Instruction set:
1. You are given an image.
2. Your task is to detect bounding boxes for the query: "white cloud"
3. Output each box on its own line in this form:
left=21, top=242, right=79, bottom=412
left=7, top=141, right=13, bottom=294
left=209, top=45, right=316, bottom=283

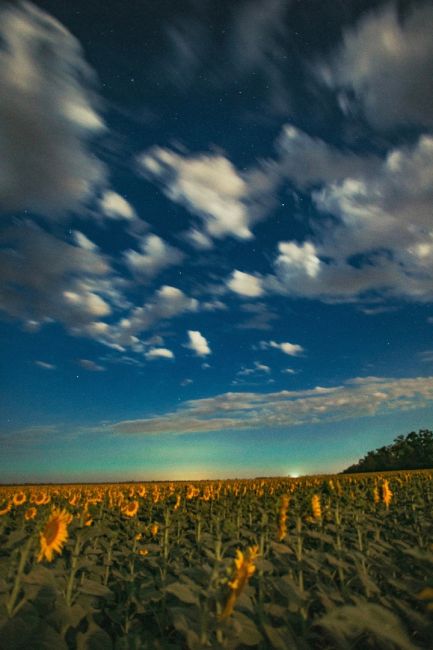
left=318, top=3, right=433, bottom=128
left=260, top=340, right=304, bottom=356
left=183, top=228, right=213, bottom=250
left=73, top=231, right=98, bottom=251
left=102, top=285, right=199, bottom=350
left=202, top=300, right=227, bottom=312
left=0, top=222, right=194, bottom=352
left=137, top=147, right=253, bottom=240
left=0, top=221, right=114, bottom=332
left=227, top=270, right=264, bottom=298
left=111, top=375, right=433, bottom=435
left=256, top=128, right=433, bottom=303
left=275, top=241, right=321, bottom=280
left=276, top=125, right=380, bottom=187
left=63, top=290, right=111, bottom=318
left=124, top=234, right=184, bottom=280
left=145, top=347, right=174, bottom=360
left=186, top=330, right=211, bottom=357
left=238, top=361, right=271, bottom=376
left=78, top=359, right=105, bottom=372
left=99, top=191, right=137, bottom=220
left=34, top=360, right=56, bottom=370
left=0, top=2, right=106, bottom=214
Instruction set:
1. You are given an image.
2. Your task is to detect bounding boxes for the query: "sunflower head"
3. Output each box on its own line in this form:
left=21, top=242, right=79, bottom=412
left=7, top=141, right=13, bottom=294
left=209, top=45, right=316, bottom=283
left=13, top=491, right=27, bottom=506
left=0, top=502, right=11, bottom=516
left=25, top=507, right=37, bottom=520
left=37, top=508, right=70, bottom=563
left=311, top=494, right=322, bottom=520
left=122, top=500, right=139, bottom=517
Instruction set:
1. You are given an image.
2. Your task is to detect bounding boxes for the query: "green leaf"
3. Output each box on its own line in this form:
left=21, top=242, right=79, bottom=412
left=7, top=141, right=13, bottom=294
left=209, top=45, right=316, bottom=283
left=318, top=603, right=417, bottom=650
left=4, top=529, right=28, bottom=550
left=22, top=566, right=57, bottom=589
left=263, top=624, right=293, bottom=650
left=270, top=542, right=293, bottom=555
left=46, top=602, right=86, bottom=634
left=232, top=612, right=262, bottom=646
left=164, top=582, right=199, bottom=605
left=78, top=579, right=114, bottom=599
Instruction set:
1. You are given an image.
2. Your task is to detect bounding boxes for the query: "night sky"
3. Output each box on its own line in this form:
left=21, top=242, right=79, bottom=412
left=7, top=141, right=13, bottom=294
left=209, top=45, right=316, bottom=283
left=1, top=0, right=433, bottom=482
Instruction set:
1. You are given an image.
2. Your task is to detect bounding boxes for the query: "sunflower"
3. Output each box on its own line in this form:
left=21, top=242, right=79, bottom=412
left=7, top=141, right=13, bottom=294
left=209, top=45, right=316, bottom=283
left=220, top=545, right=259, bottom=619
left=32, top=492, right=47, bottom=506
left=24, top=507, right=37, bottom=520
left=13, top=491, right=27, bottom=506
left=311, top=494, right=322, bottom=520
left=382, top=479, right=393, bottom=509
left=0, top=502, right=11, bottom=516
left=122, top=500, right=139, bottom=517
left=37, top=508, right=70, bottom=562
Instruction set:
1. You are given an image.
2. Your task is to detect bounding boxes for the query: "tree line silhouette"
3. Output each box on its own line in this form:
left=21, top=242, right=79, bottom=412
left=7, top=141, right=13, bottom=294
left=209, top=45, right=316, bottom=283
left=342, top=428, right=433, bottom=473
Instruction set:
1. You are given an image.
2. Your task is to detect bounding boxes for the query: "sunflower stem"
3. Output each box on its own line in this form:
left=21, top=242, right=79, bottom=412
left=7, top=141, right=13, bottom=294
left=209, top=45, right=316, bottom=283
left=6, top=536, right=33, bottom=617
left=103, top=538, right=114, bottom=586
left=65, top=535, right=82, bottom=607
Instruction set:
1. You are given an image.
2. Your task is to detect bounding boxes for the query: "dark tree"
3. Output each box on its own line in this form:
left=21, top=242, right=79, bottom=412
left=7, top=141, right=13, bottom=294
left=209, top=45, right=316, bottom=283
left=342, top=429, right=433, bottom=473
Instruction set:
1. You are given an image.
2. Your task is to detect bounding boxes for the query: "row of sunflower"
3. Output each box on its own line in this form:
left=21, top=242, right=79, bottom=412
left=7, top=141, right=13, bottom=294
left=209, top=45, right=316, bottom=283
left=0, top=470, right=432, bottom=648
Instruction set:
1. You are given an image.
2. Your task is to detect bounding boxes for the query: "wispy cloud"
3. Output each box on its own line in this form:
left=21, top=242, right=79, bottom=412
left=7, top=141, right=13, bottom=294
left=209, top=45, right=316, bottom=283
left=237, top=361, right=271, bottom=376
left=145, top=347, right=174, bottom=360
left=99, top=191, right=137, bottom=220
left=111, top=375, right=433, bottom=435
left=260, top=340, right=304, bottom=356
left=318, top=3, right=433, bottom=128
left=0, top=1, right=106, bottom=214
left=137, top=148, right=253, bottom=241
left=227, top=270, right=264, bottom=298
left=124, top=234, right=184, bottom=281
left=77, top=359, right=106, bottom=372
left=34, top=361, right=56, bottom=370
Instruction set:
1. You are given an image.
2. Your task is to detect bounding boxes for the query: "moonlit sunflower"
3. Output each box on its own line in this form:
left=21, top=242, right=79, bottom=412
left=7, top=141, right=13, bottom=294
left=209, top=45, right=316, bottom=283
left=0, top=502, right=11, bottom=516
left=13, top=491, right=27, bottom=506
left=220, top=545, right=259, bottom=619
left=122, top=500, right=139, bottom=517
left=33, top=492, right=47, bottom=506
left=24, top=507, right=37, bottom=520
left=37, top=508, right=71, bottom=562
left=382, top=479, right=393, bottom=509
left=278, top=494, right=290, bottom=541
left=311, top=494, right=322, bottom=520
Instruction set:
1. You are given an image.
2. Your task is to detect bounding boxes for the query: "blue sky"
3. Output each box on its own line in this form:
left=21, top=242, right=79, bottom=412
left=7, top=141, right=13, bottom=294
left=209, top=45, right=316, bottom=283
left=1, top=0, right=433, bottom=482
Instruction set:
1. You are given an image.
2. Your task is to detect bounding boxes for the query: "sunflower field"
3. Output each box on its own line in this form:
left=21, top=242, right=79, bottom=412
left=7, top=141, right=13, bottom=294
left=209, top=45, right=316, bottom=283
left=1, top=471, right=433, bottom=649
